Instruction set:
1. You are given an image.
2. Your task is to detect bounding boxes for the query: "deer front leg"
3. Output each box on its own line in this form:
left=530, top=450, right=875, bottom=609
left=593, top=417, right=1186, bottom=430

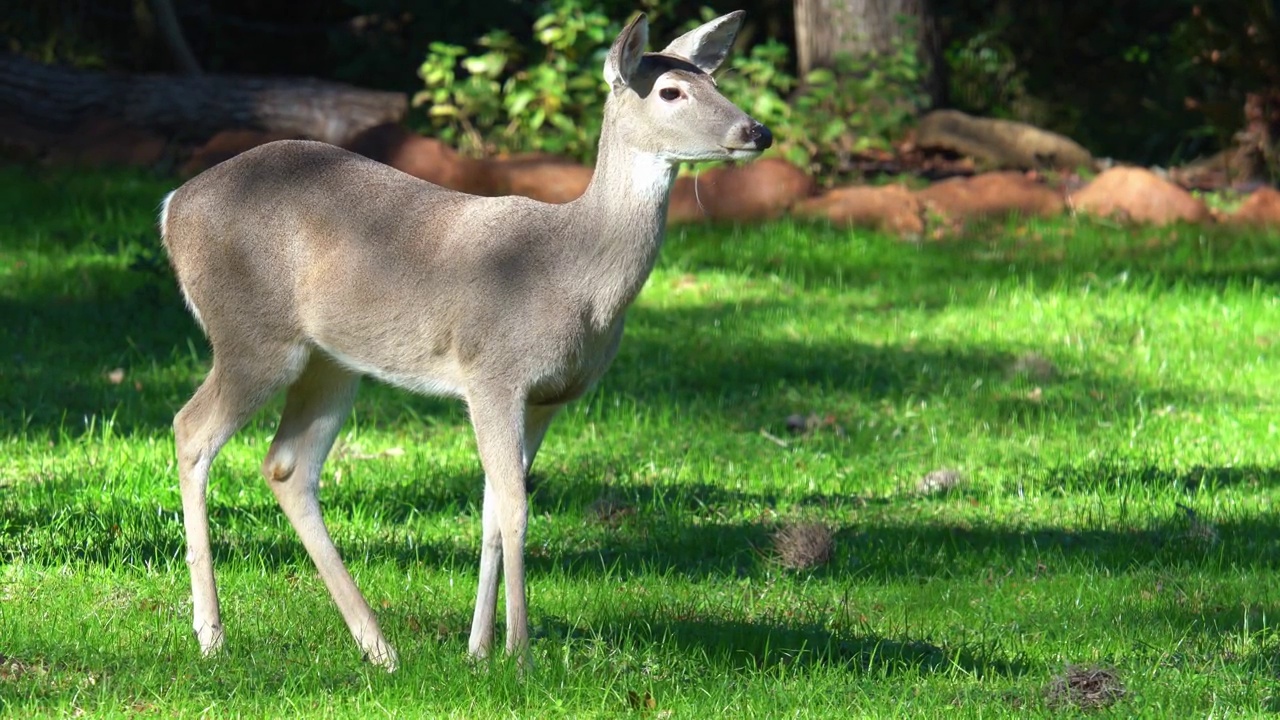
left=469, top=403, right=560, bottom=659
left=469, top=480, right=503, bottom=659
left=465, top=391, right=545, bottom=662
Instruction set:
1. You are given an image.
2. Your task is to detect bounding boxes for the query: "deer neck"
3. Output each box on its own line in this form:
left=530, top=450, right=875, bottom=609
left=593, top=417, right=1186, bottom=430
left=567, top=106, right=678, bottom=330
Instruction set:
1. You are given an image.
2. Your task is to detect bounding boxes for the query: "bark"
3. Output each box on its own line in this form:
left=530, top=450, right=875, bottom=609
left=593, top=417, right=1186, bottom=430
left=148, top=0, right=203, bottom=75
left=794, top=0, right=942, bottom=105
left=0, top=53, right=407, bottom=145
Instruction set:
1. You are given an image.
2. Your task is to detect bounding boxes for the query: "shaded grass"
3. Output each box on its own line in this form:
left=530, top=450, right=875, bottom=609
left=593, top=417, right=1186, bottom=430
left=1, top=164, right=1279, bottom=716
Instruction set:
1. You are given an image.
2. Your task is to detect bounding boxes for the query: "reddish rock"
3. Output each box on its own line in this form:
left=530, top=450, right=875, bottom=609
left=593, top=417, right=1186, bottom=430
left=1227, top=186, right=1280, bottom=226
left=493, top=155, right=593, bottom=204
left=1070, top=167, right=1210, bottom=225
left=0, top=112, right=58, bottom=162
left=45, top=118, right=167, bottom=168
left=344, top=123, right=498, bottom=196
left=180, top=129, right=301, bottom=176
left=915, top=171, right=1065, bottom=221
left=668, top=158, right=814, bottom=224
left=791, top=184, right=925, bottom=236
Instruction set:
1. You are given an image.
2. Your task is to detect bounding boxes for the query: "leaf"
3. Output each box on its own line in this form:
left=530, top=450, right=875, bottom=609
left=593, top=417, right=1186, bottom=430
left=549, top=113, right=576, bottom=133
left=805, top=68, right=837, bottom=85
left=506, top=89, right=537, bottom=116
left=626, top=690, right=657, bottom=710
left=538, top=26, right=565, bottom=46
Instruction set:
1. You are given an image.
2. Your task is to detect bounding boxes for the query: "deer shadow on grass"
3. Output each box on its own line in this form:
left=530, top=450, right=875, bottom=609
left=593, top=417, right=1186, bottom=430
left=4, top=272, right=1243, bottom=444
left=539, top=614, right=1028, bottom=678
left=5, top=461, right=1279, bottom=691
left=5, top=205, right=1272, bottom=441
left=7, top=461, right=1280, bottom=579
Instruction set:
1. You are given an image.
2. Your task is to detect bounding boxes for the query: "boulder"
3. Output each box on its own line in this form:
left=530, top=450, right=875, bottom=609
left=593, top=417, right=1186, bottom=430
left=792, top=184, right=924, bottom=236
left=668, top=158, right=814, bottom=224
left=915, top=172, right=1065, bottom=221
left=1227, top=186, right=1280, bottom=226
left=43, top=118, right=168, bottom=168
left=492, top=155, right=593, bottom=204
left=916, top=110, right=1093, bottom=171
left=344, top=123, right=498, bottom=196
left=1070, top=167, right=1210, bottom=225
left=180, top=129, right=302, bottom=176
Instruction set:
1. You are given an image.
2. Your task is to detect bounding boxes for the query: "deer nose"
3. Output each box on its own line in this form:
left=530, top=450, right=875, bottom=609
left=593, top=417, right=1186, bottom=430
left=746, top=122, right=773, bottom=150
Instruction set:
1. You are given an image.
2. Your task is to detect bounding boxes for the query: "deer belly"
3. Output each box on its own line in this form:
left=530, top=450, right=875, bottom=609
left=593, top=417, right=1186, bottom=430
left=316, top=341, right=467, bottom=399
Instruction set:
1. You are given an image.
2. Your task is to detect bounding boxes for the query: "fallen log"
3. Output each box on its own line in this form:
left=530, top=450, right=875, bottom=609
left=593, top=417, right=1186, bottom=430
left=0, top=53, right=407, bottom=146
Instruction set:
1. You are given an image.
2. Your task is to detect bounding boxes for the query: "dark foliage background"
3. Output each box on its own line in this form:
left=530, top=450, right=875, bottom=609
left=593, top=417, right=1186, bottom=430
left=4, top=0, right=1275, bottom=165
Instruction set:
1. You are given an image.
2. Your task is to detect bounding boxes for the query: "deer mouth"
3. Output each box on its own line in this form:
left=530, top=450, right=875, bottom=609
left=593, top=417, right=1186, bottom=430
left=721, top=145, right=766, bottom=159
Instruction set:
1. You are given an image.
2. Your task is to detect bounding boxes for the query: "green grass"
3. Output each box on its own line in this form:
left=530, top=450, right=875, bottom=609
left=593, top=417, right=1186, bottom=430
left=2, top=163, right=1279, bottom=717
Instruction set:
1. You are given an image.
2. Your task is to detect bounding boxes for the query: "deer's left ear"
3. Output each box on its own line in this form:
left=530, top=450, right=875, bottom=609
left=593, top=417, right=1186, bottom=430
left=660, top=11, right=744, bottom=74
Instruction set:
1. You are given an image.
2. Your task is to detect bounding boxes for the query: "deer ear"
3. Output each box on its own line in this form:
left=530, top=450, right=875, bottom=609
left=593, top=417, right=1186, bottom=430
left=659, top=10, right=744, bottom=74
left=604, top=14, right=649, bottom=89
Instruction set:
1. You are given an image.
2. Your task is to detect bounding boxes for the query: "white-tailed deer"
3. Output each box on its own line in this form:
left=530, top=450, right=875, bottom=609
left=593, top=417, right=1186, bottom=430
left=160, top=11, right=770, bottom=671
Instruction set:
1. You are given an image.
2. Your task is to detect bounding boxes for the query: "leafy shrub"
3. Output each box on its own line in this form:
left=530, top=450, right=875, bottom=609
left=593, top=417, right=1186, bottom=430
left=414, top=1, right=927, bottom=175
left=414, top=0, right=614, bottom=159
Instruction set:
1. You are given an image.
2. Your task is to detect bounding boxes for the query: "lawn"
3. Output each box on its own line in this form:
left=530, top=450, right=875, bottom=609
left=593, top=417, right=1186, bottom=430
left=1, top=164, right=1278, bottom=717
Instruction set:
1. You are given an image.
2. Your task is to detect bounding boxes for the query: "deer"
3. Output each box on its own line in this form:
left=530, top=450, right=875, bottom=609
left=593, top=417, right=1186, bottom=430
left=159, top=10, right=771, bottom=671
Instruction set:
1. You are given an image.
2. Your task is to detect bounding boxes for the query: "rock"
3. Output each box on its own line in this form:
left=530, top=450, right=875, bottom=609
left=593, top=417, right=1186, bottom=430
left=180, top=129, right=301, bottom=176
left=345, top=125, right=810, bottom=212
left=1227, top=186, right=1280, bottom=226
left=1070, top=166, right=1210, bottom=225
left=44, top=118, right=168, bottom=168
left=344, top=123, right=498, bottom=196
left=668, top=159, right=814, bottom=224
left=915, top=172, right=1065, bottom=221
left=0, top=111, right=58, bottom=162
left=791, top=184, right=924, bottom=236
left=492, top=155, right=593, bottom=204
left=916, top=110, right=1093, bottom=171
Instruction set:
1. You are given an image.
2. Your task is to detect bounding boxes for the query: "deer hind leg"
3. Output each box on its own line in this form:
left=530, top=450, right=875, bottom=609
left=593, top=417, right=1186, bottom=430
left=259, top=351, right=397, bottom=671
left=175, top=345, right=307, bottom=658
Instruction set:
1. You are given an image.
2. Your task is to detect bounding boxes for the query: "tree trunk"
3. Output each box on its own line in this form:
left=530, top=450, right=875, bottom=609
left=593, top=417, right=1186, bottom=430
left=148, top=0, right=203, bottom=75
left=794, top=0, right=942, bottom=105
left=0, top=53, right=407, bottom=146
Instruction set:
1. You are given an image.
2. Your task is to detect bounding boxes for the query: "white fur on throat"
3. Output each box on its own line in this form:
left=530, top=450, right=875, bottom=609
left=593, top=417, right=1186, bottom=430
left=631, top=152, right=678, bottom=206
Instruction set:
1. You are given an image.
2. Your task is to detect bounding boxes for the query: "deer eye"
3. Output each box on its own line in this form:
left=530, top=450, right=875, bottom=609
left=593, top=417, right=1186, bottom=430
left=658, top=87, right=683, bottom=102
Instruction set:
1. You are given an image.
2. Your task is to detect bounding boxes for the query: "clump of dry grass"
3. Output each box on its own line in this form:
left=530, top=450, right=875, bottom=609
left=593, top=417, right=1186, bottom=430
left=0, top=653, right=47, bottom=681
left=587, top=491, right=635, bottom=528
left=1176, top=502, right=1221, bottom=547
left=783, top=412, right=846, bottom=437
left=772, top=521, right=834, bottom=570
left=1045, top=664, right=1127, bottom=710
left=916, top=468, right=965, bottom=495
left=1008, top=351, right=1060, bottom=382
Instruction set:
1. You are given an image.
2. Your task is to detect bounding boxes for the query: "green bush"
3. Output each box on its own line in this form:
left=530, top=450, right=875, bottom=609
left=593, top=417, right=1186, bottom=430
left=414, top=0, right=615, bottom=159
left=413, top=2, right=927, bottom=176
